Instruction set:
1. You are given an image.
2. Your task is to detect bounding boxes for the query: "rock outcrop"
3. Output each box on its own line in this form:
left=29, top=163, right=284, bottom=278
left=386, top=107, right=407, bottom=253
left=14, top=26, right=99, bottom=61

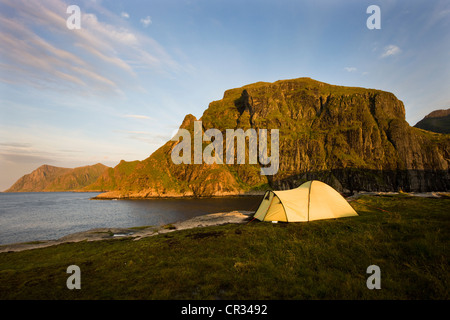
left=92, top=77, right=450, bottom=198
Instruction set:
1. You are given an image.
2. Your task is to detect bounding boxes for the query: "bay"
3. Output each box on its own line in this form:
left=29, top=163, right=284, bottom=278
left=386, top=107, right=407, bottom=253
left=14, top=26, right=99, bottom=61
left=0, top=192, right=262, bottom=245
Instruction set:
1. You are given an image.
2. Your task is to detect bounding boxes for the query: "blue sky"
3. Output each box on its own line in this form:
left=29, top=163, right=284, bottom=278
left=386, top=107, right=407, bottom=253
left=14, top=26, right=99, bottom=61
left=0, top=0, right=449, bottom=190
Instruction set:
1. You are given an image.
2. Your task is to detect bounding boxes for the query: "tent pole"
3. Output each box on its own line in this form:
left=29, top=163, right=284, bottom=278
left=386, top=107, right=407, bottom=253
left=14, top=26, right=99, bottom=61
left=307, top=181, right=312, bottom=221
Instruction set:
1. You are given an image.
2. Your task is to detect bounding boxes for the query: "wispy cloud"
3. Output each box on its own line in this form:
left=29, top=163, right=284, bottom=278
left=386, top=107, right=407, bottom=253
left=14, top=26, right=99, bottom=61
left=381, top=45, right=401, bottom=58
left=140, top=16, right=152, bottom=27
left=0, top=140, right=60, bottom=164
left=0, top=152, right=56, bottom=165
left=0, top=142, right=33, bottom=148
left=123, top=114, right=153, bottom=120
left=125, top=131, right=153, bottom=134
left=81, top=13, right=139, bottom=46
left=344, top=67, right=357, bottom=72
left=0, top=0, right=181, bottom=95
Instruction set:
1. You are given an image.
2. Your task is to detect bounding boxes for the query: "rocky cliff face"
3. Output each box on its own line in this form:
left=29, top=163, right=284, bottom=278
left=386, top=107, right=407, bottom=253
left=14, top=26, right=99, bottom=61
left=6, top=163, right=110, bottom=192
left=93, top=78, right=450, bottom=198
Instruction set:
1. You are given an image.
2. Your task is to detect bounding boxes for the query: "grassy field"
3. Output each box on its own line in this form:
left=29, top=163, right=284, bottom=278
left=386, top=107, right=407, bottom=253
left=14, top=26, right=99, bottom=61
left=0, top=194, right=448, bottom=300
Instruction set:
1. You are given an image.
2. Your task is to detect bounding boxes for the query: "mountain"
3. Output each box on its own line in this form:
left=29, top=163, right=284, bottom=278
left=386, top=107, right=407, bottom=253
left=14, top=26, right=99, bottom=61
left=5, top=165, right=72, bottom=192
left=414, top=108, right=450, bottom=134
left=5, top=163, right=110, bottom=192
left=91, top=77, right=450, bottom=198
left=82, top=160, right=140, bottom=192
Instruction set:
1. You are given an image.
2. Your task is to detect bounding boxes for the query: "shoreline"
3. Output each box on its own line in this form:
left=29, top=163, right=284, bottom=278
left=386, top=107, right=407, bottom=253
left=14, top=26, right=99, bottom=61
left=90, top=191, right=266, bottom=200
left=0, top=210, right=254, bottom=253
left=1, top=191, right=447, bottom=253
left=1, top=190, right=266, bottom=199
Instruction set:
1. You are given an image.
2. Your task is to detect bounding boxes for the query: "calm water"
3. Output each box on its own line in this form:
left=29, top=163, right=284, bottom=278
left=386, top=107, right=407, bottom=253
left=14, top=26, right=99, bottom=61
left=0, top=192, right=262, bottom=245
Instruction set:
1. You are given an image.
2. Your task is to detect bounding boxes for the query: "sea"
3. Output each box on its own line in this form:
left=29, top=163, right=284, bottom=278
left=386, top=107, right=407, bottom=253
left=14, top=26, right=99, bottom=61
left=0, top=192, right=262, bottom=245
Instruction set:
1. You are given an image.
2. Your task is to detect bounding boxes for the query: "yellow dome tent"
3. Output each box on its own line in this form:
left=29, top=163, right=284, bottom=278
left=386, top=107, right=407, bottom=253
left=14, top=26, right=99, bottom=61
left=253, top=180, right=358, bottom=222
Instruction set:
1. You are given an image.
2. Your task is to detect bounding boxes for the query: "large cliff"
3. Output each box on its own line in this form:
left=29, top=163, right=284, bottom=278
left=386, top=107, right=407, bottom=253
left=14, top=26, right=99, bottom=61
left=93, top=77, right=449, bottom=198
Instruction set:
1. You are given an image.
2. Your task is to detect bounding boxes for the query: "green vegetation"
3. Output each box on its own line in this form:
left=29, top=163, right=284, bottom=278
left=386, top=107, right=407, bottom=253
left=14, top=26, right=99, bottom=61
left=95, top=76, right=448, bottom=198
left=6, top=163, right=110, bottom=192
left=0, top=195, right=448, bottom=300
left=83, top=160, right=139, bottom=192
left=45, top=164, right=110, bottom=192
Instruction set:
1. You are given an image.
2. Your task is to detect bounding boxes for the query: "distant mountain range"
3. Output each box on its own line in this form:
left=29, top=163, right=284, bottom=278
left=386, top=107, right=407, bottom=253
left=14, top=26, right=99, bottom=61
left=414, top=108, right=450, bottom=134
left=5, top=163, right=109, bottom=192
left=5, top=78, right=450, bottom=195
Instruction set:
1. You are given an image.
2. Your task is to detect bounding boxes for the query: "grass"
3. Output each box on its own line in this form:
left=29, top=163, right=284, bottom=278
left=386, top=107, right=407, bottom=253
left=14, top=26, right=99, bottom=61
left=0, top=195, right=448, bottom=300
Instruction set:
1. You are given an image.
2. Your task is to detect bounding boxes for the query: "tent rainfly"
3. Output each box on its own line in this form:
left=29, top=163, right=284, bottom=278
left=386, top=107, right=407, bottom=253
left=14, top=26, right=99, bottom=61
left=253, top=180, right=358, bottom=222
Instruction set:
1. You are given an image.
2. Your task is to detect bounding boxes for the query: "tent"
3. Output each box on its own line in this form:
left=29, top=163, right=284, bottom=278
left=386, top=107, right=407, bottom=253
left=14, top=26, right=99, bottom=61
left=253, top=180, right=358, bottom=222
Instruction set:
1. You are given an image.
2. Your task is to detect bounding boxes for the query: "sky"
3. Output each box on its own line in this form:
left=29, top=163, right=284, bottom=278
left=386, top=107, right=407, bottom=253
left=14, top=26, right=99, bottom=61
left=0, top=0, right=449, bottom=191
